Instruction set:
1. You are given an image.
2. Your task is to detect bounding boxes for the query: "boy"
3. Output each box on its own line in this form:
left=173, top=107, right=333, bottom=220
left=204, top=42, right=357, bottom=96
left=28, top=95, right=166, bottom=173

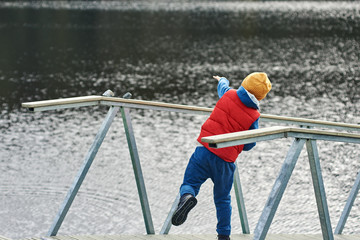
left=171, top=72, right=272, bottom=240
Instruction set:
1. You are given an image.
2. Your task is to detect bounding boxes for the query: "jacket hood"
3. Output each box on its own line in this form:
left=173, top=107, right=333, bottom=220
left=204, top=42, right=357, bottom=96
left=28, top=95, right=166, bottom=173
left=237, top=86, right=260, bottom=110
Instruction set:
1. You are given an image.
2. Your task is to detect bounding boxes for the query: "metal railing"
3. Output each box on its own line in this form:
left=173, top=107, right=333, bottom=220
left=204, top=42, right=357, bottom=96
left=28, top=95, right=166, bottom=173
left=202, top=126, right=360, bottom=240
left=22, top=90, right=360, bottom=240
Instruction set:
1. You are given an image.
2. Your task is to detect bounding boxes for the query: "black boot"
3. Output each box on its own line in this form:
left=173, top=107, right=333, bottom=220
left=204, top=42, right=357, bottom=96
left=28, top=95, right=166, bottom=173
left=171, top=193, right=197, bottom=226
left=217, top=235, right=230, bottom=240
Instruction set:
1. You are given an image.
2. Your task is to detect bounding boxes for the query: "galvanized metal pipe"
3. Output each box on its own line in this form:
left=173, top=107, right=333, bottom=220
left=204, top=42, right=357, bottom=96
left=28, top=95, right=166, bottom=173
left=47, top=91, right=118, bottom=236
left=306, top=140, right=334, bottom=240
left=288, top=132, right=360, bottom=144
left=22, top=96, right=360, bottom=132
left=47, top=106, right=119, bottom=236
left=233, top=163, right=250, bottom=234
left=120, top=106, right=155, bottom=234
left=160, top=193, right=180, bottom=234
left=254, top=138, right=305, bottom=240
left=260, top=115, right=359, bottom=132
left=335, top=170, right=360, bottom=234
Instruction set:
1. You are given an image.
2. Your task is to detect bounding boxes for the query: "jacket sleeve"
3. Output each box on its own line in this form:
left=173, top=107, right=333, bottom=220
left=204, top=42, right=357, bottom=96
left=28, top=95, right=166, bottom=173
left=242, top=117, right=259, bottom=151
left=217, top=77, right=232, bottom=98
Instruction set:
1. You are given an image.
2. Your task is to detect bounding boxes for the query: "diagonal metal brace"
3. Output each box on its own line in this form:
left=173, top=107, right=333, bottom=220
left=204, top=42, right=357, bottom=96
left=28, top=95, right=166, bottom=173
left=160, top=193, right=180, bottom=234
left=120, top=93, right=155, bottom=234
left=335, top=169, right=360, bottom=234
left=254, top=138, right=305, bottom=240
left=47, top=91, right=119, bottom=236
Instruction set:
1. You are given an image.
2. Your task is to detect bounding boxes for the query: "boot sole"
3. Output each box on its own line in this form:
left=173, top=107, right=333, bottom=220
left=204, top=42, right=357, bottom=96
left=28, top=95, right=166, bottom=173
left=171, top=196, right=197, bottom=226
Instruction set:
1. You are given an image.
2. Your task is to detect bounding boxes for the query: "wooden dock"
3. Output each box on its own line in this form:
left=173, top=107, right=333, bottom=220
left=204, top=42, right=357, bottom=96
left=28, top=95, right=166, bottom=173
left=14, top=234, right=360, bottom=240
left=0, top=236, right=12, bottom=240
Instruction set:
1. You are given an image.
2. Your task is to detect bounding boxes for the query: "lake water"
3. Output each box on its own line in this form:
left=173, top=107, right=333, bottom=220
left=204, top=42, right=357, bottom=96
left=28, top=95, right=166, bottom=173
left=0, top=1, right=359, bottom=239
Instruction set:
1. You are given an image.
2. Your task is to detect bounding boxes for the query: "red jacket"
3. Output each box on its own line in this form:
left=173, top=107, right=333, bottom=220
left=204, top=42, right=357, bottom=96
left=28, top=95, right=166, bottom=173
left=197, top=89, right=260, bottom=162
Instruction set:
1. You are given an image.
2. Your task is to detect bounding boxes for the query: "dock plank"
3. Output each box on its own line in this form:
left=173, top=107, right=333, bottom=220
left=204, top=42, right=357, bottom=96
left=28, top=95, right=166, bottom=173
left=18, top=235, right=360, bottom=240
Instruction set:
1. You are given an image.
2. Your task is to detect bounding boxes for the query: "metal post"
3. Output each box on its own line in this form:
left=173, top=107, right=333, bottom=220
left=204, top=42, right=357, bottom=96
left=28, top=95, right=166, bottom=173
left=233, top=163, right=250, bottom=234
left=254, top=138, right=305, bottom=240
left=306, top=140, right=334, bottom=240
left=47, top=91, right=118, bottom=236
left=335, top=170, right=360, bottom=234
left=160, top=193, right=181, bottom=234
left=120, top=105, right=155, bottom=234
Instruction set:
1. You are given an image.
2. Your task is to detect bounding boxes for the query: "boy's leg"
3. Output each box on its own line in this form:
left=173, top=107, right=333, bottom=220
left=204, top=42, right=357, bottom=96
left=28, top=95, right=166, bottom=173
left=180, top=146, right=211, bottom=197
left=172, top=146, right=210, bottom=226
left=210, top=156, right=236, bottom=236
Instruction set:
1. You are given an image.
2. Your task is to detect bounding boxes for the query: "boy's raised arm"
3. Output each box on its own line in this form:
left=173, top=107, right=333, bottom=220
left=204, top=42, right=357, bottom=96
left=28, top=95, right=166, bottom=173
left=214, top=76, right=232, bottom=98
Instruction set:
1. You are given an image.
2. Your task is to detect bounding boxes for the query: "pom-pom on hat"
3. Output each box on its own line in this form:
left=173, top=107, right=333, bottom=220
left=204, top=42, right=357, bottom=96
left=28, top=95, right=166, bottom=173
left=241, top=72, right=272, bottom=100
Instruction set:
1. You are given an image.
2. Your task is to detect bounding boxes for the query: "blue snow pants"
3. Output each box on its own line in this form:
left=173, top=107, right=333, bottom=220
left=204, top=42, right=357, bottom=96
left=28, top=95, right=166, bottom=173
left=180, top=146, right=236, bottom=236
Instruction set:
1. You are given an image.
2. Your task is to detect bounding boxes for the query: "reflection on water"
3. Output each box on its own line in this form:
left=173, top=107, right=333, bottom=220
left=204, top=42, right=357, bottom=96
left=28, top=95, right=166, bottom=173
left=0, top=1, right=359, bottom=111
left=0, top=1, right=359, bottom=239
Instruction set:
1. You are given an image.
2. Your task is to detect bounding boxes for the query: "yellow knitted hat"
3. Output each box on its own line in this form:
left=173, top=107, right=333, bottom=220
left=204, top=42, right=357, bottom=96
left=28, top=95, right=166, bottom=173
left=241, top=72, right=272, bottom=100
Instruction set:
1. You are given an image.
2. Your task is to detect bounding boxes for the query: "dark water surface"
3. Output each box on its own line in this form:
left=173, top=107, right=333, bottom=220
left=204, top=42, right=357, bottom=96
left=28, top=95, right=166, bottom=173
left=0, top=1, right=359, bottom=239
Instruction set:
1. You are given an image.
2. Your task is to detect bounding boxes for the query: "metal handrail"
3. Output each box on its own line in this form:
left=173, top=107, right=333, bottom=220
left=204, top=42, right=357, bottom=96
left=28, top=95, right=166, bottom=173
left=201, top=126, right=360, bottom=240
left=201, top=126, right=360, bottom=147
left=22, top=92, right=360, bottom=239
left=22, top=94, right=360, bottom=132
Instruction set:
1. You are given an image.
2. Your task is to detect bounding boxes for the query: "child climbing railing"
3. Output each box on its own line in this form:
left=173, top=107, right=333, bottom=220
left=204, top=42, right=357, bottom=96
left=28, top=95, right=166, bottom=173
left=22, top=90, right=360, bottom=240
